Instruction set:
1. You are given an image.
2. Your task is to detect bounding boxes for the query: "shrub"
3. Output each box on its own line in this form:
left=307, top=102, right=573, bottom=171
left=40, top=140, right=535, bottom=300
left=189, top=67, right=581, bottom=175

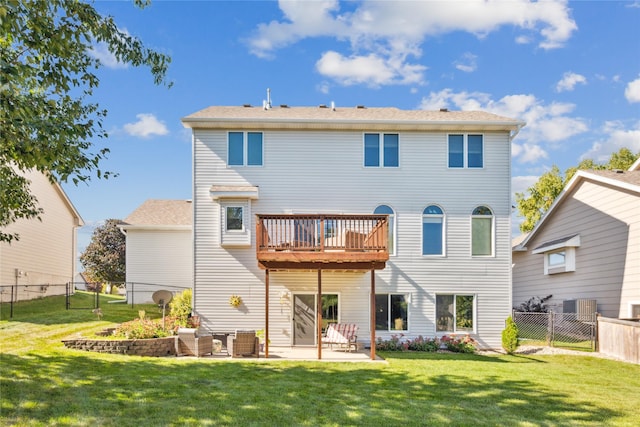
left=514, top=295, right=553, bottom=313
left=406, top=335, right=440, bottom=352
left=440, top=335, right=477, bottom=353
left=375, top=334, right=405, bottom=351
left=169, top=289, right=192, bottom=327
left=502, top=316, right=519, bottom=354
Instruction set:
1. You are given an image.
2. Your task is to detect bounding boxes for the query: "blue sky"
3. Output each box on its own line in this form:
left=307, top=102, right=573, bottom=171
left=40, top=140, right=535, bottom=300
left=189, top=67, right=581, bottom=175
left=61, top=0, right=640, bottom=251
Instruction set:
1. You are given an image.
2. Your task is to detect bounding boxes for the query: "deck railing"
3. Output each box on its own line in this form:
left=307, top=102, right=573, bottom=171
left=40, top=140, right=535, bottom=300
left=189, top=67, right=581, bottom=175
left=256, top=214, right=389, bottom=255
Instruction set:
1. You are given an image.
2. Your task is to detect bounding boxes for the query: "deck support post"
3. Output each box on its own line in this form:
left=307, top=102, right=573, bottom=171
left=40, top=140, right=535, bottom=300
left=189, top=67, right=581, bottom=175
left=265, top=268, right=269, bottom=359
left=317, top=269, right=322, bottom=360
left=370, top=269, right=376, bottom=360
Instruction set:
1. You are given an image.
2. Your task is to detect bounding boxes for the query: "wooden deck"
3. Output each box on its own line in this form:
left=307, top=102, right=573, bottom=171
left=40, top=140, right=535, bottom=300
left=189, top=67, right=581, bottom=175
left=256, top=214, right=389, bottom=270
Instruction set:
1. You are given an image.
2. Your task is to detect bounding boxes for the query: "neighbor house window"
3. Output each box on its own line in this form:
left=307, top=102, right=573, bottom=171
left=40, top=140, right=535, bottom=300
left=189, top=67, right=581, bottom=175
left=471, top=205, right=493, bottom=256
left=228, top=131, right=263, bottom=166
left=364, top=133, right=399, bottom=167
left=436, top=294, right=475, bottom=333
left=422, top=205, right=444, bottom=256
left=533, top=234, right=580, bottom=275
left=375, top=294, right=408, bottom=331
left=448, top=134, right=483, bottom=168
left=374, top=205, right=395, bottom=256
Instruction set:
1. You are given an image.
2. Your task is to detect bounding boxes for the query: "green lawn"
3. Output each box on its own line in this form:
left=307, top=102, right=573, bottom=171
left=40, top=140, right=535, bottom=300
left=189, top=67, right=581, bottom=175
left=1, top=293, right=639, bottom=426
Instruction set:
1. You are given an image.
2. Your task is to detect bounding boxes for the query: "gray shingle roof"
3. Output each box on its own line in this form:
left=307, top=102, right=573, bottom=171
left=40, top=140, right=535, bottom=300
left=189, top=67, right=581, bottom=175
left=182, top=106, right=524, bottom=131
left=586, top=169, right=640, bottom=187
left=123, top=199, right=192, bottom=226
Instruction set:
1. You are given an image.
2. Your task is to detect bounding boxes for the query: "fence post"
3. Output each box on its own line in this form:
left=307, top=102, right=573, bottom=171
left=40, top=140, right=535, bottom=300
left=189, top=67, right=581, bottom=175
left=547, top=312, right=554, bottom=347
left=594, top=313, right=599, bottom=352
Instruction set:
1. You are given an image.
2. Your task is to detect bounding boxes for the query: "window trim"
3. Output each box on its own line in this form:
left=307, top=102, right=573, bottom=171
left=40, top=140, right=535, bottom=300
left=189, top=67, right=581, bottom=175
left=219, top=200, right=252, bottom=247
left=227, top=131, right=264, bottom=167
left=374, top=204, right=396, bottom=256
left=422, top=204, right=445, bottom=257
left=364, top=133, right=399, bottom=168
left=471, top=205, right=494, bottom=257
left=435, top=293, right=476, bottom=334
left=374, top=293, right=409, bottom=332
left=448, top=133, right=484, bottom=169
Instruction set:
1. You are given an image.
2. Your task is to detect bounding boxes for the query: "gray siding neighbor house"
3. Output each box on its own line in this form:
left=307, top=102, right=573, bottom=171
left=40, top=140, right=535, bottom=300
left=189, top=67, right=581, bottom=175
left=513, top=159, right=640, bottom=318
left=1, top=169, right=84, bottom=301
left=182, top=104, right=524, bottom=355
left=120, top=199, right=193, bottom=304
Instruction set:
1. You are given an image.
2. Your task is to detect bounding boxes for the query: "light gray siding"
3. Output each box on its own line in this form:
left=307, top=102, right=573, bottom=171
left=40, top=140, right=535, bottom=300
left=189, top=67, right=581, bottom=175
left=0, top=169, right=81, bottom=301
left=125, top=229, right=192, bottom=304
left=513, top=178, right=640, bottom=318
left=193, top=128, right=513, bottom=349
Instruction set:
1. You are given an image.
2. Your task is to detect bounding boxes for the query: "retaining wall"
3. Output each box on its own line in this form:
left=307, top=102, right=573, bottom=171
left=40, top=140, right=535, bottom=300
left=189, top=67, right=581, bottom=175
left=62, top=336, right=176, bottom=357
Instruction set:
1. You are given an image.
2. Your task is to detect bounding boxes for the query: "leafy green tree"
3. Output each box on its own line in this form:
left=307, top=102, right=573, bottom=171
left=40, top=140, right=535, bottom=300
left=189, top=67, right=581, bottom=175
left=80, top=219, right=126, bottom=283
left=0, top=0, right=171, bottom=242
left=516, top=148, right=639, bottom=233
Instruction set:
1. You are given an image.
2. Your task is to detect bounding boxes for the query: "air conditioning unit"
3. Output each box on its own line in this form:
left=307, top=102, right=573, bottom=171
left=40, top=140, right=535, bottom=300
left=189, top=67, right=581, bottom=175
left=563, top=299, right=597, bottom=321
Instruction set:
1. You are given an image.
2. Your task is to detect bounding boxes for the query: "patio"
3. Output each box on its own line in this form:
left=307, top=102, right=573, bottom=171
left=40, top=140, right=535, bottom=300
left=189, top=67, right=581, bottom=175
left=193, top=346, right=386, bottom=362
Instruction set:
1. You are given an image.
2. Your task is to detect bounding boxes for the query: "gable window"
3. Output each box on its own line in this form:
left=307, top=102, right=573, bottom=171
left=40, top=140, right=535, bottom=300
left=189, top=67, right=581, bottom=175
left=374, top=205, right=395, bottom=256
left=364, top=133, right=399, bottom=167
left=448, top=134, right=483, bottom=168
left=436, top=294, right=475, bottom=333
left=422, top=205, right=445, bottom=256
left=532, top=234, right=580, bottom=275
left=375, top=293, right=408, bottom=331
left=471, top=205, right=493, bottom=256
left=228, top=131, right=263, bottom=166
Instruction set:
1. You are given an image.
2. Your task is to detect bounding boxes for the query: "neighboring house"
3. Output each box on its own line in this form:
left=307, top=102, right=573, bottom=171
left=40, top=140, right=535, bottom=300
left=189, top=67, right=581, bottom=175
left=0, top=169, right=84, bottom=301
left=512, top=159, right=640, bottom=319
left=181, top=104, right=524, bottom=353
left=119, top=199, right=193, bottom=304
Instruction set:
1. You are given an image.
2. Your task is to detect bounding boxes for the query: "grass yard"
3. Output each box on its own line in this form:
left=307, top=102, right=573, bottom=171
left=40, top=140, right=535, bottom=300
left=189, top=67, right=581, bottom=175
left=1, top=293, right=639, bottom=426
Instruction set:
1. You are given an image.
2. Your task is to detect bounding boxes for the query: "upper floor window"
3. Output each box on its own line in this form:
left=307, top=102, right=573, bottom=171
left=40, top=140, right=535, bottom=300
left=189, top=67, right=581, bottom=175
left=364, top=133, right=399, bottom=167
left=228, top=132, right=263, bottom=166
left=471, top=205, right=493, bottom=256
left=448, top=134, right=483, bottom=168
left=422, top=205, right=444, bottom=256
left=374, top=204, right=395, bottom=255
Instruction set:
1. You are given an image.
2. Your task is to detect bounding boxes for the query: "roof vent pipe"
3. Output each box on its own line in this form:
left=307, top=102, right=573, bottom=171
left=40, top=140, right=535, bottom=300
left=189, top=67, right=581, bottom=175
left=331, top=101, right=335, bottom=111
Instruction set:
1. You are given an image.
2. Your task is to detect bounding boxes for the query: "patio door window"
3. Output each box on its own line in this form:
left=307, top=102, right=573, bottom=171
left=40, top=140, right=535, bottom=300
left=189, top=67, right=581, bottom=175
left=292, top=293, right=339, bottom=345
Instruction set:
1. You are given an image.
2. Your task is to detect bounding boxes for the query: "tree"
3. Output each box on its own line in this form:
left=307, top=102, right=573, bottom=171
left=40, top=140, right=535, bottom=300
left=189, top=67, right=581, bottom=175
left=0, top=0, right=171, bottom=242
left=516, top=148, right=639, bottom=233
left=80, top=219, right=126, bottom=283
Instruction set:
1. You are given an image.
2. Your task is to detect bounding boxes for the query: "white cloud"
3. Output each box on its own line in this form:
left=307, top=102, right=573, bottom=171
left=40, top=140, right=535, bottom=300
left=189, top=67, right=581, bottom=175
left=418, top=89, right=588, bottom=163
left=89, top=42, right=128, bottom=69
left=556, top=72, right=587, bottom=92
left=454, top=53, right=477, bottom=73
left=123, top=114, right=169, bottom=138
left=247, top=0, right=576, bottom=86
left=512, top=175, right=539, bottom=196
left=625, top=76, right=640, bottom=103
left=315, top=51, right=425, bottom=87
left=581, top=121, right=640, bottom=162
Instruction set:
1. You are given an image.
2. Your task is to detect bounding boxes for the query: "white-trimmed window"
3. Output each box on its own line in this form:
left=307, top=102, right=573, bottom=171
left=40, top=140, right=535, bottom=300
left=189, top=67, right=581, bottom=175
left=471, top=205, right=493, bottom=256
left=375, top=293, right=408, bottom=331
left=436, top=294, right=475, bottom=333
left=374, top=205, right=395, bottom=256
left=422, top=205, right=445, bottom=256
left=364, top=133, right=399, bottom=167
left=533, top=234, right=580, bottom=275
left=228, top=131, right=263, bottom=166
left=220, top=200, right=251, bottom=246
left=448, top=134, right=483, bottom=168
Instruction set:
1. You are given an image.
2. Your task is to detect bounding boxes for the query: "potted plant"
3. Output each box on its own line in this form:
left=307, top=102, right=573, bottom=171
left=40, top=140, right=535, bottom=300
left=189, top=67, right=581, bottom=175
left=256, top=329, right=270, bottom=352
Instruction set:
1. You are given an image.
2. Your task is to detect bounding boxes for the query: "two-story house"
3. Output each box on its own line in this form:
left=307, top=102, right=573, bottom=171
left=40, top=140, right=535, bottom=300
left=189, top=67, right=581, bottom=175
left=181, top=104, right=524, bottom=357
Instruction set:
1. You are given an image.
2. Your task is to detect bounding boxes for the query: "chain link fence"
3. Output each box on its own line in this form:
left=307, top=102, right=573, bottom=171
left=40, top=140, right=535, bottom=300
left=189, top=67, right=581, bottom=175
left=512, top=311, right=597, bottom=351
